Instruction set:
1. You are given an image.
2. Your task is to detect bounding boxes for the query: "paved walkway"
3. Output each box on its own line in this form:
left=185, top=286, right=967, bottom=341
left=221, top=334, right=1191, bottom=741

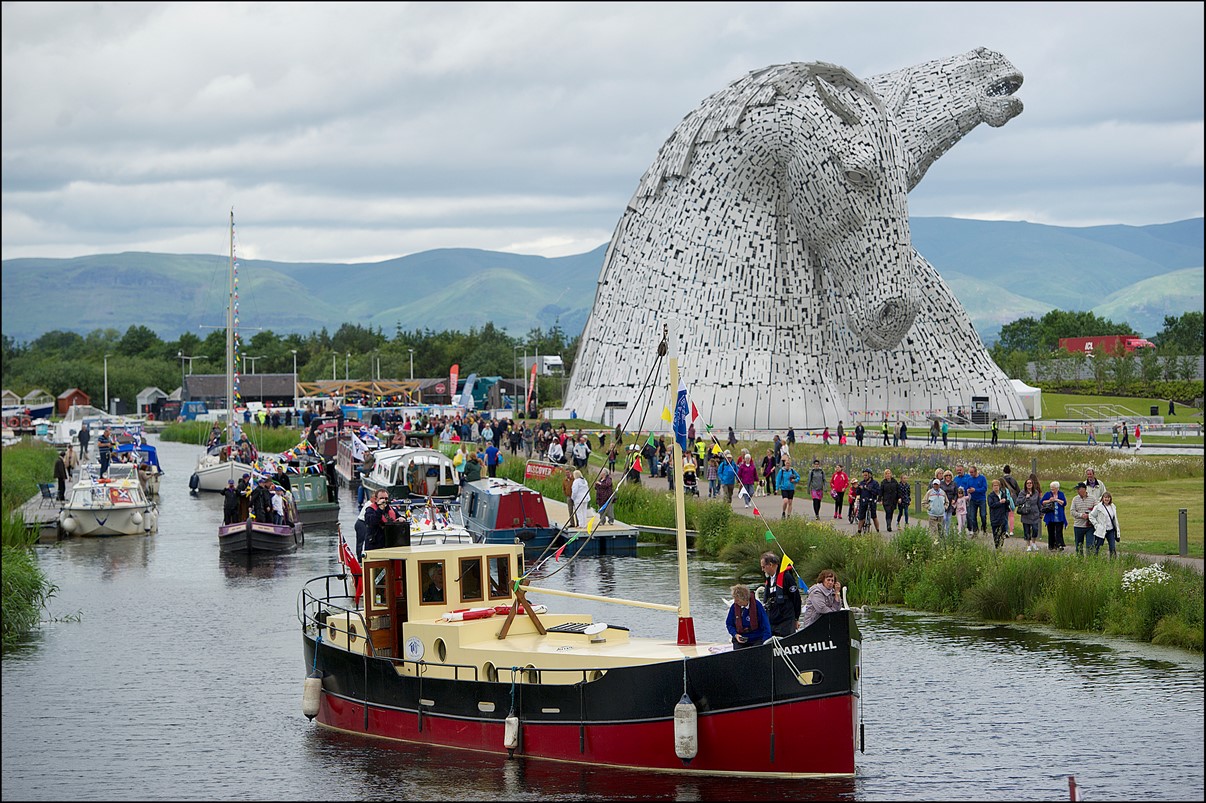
left=625, top=471, right=1203, bottom=573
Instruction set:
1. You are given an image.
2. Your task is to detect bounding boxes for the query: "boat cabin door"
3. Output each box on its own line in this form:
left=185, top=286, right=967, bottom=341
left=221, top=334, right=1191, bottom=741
left=363, top=559, right=408, bottom=657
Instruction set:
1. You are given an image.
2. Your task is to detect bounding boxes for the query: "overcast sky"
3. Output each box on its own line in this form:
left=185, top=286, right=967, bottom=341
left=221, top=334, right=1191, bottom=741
left=2, top=2, right=1202, bottom=264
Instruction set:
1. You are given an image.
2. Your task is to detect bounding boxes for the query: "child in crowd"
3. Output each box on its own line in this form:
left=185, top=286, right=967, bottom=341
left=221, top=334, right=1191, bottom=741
left=955, top=486, right=969, bottom=534
left=706, top=456, right=720, bottom=498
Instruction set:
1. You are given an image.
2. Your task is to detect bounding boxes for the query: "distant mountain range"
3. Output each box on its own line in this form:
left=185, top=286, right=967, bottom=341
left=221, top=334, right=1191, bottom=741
left=2, top=217, right=1201, bottom=344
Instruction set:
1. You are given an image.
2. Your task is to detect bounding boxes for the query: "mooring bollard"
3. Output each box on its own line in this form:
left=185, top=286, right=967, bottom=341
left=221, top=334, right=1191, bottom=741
left=1179, top=508, right=1188, bottom=557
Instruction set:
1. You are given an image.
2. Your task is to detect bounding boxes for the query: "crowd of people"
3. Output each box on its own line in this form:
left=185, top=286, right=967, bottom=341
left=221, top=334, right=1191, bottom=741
left=725, top=551, right=844, bottom=649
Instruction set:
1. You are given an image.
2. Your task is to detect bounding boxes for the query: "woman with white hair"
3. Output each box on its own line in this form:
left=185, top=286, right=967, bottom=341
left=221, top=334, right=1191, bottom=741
left=569, top=469, right=590, bottom=528
left=1040, top=480, right=1068, bottom=552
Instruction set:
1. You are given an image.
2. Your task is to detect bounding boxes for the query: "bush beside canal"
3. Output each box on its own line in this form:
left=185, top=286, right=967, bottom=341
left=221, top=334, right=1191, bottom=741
left=2, top=440, right=58, bottom=649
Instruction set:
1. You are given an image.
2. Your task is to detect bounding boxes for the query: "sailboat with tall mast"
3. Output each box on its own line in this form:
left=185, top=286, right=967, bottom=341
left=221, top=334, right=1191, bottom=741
left=297, top=328, right=863, bottom=777
left=189, top=211, right=255, bottom=493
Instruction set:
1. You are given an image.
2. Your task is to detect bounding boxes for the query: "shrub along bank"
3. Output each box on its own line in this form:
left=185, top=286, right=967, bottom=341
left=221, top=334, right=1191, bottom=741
left=2, top=440, right=58, bottom=649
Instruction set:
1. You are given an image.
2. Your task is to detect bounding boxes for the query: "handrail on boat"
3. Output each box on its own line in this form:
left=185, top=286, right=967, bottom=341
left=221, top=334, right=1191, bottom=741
left=299, top=574, right=615, bottom=683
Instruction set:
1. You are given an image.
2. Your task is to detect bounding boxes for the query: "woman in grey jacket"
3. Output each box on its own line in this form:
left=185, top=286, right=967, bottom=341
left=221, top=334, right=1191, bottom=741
left=1016, top=475, right=1044, bottom=552
left=806, top=459, right=826, bottom=520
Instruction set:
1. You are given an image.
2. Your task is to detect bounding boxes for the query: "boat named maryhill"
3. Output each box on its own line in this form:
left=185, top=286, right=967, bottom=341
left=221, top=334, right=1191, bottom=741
left=298, top=340, right=862, bottom=778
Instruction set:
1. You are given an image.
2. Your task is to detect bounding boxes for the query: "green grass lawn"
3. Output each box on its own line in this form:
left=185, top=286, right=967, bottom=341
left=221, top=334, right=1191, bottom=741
left=1041, top=392, right=1202, bottom=423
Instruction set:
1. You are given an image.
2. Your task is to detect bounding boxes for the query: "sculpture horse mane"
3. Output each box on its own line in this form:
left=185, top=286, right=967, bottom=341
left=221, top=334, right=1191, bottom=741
left=567, top=48, right=1028, bottom=431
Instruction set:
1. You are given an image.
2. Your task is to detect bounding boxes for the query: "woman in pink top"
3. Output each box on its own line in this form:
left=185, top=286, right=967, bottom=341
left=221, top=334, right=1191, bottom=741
left=830, top=463, right=850, bottom=519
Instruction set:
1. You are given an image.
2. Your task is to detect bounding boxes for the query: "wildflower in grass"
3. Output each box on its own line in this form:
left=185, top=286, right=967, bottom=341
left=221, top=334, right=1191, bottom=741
left=1121, top=565, right=1171, bottom=593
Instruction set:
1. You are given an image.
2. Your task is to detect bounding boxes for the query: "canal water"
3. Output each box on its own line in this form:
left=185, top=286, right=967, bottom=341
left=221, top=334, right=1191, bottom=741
left=2, top=436, right=1202, bottom=801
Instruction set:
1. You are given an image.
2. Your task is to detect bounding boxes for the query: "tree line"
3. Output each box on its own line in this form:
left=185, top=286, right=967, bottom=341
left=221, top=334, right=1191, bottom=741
left=2, top=322, right=579, bottom=411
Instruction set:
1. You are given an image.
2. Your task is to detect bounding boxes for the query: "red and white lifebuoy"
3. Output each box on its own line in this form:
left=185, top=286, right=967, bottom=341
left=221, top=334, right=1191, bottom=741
left=20, top=415, right=32, bottom=428
left=4, top=416, right=19, bottom=428
left=440, top=607, right=496, bottom=622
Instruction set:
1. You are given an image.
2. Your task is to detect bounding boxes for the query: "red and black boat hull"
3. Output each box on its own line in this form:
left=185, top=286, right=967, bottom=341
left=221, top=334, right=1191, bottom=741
left=302, top=611, right=860, bottom=777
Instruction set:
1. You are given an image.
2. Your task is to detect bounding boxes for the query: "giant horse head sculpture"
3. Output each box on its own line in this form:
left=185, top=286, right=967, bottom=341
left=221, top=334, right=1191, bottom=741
left=567, top=49, right=1027, bottom=431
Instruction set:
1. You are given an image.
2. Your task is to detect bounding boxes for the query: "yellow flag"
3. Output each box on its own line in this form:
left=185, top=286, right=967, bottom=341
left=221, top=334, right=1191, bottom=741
left=661, top=406, right=672, bottom=422
left=780, top=553, right=794, bottom=574
left=586, top=516, right=598, bottom=534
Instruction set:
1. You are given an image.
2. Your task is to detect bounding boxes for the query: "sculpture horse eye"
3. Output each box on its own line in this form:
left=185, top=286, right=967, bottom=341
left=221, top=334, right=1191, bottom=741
left=844, top=167, right=874, bottom=189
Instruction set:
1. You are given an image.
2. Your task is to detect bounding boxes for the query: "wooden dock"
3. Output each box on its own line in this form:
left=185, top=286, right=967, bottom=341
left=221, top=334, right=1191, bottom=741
left=20, top=492, right=63, bottom=543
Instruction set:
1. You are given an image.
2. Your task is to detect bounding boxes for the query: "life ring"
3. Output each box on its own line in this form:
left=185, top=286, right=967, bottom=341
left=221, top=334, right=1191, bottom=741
left=97, top=477, right=112, bottom=484
left=20, top=415, right=31, bottom=428
left=5, top=416, right=18, bottom=428
left=440, top=608, right=496, bottom=622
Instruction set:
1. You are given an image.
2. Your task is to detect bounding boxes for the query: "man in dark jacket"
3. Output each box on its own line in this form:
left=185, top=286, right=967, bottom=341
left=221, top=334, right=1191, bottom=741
left=249, top=477, right=274, bottom=522
left=880, top=469, right=900, bottom=532
left=857, top=468, right=881, bottom=533
left=54, top=452, right=68, bottom=501
left=222, top=479, right=241, bottom=524
left=760, top=552, right=802, bottom=637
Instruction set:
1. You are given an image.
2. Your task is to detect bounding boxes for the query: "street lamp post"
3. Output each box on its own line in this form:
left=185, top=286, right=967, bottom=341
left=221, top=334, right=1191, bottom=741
left=243, top=355, right=266, bottom=374
left=408, top=348, right=415, bottom=380
left=290, top=349, right=299, bottom=412
left=345, top=352, right=350, bottom=382
left=332, top=353, right=336, bottom=381
left=104, top=353, right=110, bottom=413
left=177, top=353, right=208, bottom=399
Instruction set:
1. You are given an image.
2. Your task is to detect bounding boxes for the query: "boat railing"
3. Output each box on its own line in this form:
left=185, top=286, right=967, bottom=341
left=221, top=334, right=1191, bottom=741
left=299, top=574, right=612, bottom=684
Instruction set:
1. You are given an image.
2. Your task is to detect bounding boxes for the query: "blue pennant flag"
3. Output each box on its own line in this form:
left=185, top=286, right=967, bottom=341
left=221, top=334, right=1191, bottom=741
left=672, top=378, right=689, bottom=451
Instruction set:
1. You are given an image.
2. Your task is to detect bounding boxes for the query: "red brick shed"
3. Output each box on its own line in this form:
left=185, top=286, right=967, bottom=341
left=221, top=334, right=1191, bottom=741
left=57, top=388, right=91, bottom=415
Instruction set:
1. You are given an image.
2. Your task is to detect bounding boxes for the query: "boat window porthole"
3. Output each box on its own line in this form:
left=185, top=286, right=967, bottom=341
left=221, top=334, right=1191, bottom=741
left=483, top=662, right=498, bottom=683
left=435, top=638, right=447, bottom=662
left=328, top=622, right=337, bottom=640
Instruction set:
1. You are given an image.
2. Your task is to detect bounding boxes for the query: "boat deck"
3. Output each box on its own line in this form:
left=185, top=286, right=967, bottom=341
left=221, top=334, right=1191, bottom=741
left=541, top=497, right=640, bottom=542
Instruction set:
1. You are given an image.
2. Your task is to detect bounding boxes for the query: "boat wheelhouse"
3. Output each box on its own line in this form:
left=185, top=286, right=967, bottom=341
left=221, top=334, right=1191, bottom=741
left=359, top=446, right=458, bottom=500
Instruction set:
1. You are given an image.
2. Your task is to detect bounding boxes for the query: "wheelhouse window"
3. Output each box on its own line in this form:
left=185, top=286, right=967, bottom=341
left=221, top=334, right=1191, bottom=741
left=419, top=560, right=446, bottom=605
left=488, top=555, right=511, bottom=601
left=459, top=557, right=483, bottom=602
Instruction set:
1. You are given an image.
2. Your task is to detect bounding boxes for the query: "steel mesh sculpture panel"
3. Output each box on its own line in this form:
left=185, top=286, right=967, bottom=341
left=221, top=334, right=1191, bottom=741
left=565, top=48, right=1030, bottom=430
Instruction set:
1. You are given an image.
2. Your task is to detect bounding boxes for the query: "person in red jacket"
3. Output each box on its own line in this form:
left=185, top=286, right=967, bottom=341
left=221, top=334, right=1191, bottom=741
left=830, top=463, right=850, bottom=519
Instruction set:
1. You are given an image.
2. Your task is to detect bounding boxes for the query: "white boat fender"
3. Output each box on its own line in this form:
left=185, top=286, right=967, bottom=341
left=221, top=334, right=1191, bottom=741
left=60, top=515, right=78, bottom=534
left=673, top=692, right=698, bottom=762
left=302, top=670, right=322, bottom=720
left=503, top=714, right=520, bottom=751
left=131, top=511, right=143, bottom=526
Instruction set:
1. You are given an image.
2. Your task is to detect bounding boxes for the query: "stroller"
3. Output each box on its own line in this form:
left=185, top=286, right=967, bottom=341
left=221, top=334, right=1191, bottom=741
left=682, top=466, right=699, bottom=496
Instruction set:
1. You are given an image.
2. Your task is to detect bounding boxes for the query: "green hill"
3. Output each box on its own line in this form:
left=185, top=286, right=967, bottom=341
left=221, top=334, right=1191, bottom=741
left=2, top=219, right=1200, bottom=342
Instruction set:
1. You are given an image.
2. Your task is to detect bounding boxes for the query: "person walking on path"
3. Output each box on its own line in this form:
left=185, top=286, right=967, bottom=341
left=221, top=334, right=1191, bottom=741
left=800, top=458, right=822, bottom=519
left=895, top=473, right=911, bottom=528
left=854, top=422, right=865, bottom=447
left=718, top=451, right=738, bottom=506
left=736, top=453, right=759, bottom=508
left=1089, top=491, right=1120, bottom=558
left=1068, top=482, right=1096, bottom=555
left=1001, top=465, right=1021, bottom=535
left=776, top=457, right=801, bottom=518
left=78, top=422, right=90, bottom=458
left=1119, top=422, right=1130, bottom=449
left=940, top=419, right=949, bottom=447
left=830, top=463, right=849, bottom=519
left=63, top=445, right=79, bottom=479
left=966, top=465, right=988, bottom=535
left=1133, top=423, right=1142, bottom=451
left=880, top=469, right=900, bottom=532
left=925, top=480, right=947, bottom=535
left=988, top=479, right=1011, bottom=549
left=1042, top=481, right=1068, bottom=551
left=1016, top=476, right=1044, bottom=552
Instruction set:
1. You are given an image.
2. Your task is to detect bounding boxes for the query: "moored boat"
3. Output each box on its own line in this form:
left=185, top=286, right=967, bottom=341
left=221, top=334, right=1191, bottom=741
left=359, top=446, right=458, bottom=501
left=59, top=470, right=158, bottom=537
left=298, top=335, right=863, bottom=777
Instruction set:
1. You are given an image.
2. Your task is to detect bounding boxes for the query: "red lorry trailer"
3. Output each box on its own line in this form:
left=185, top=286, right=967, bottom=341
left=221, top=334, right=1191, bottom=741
left=1059, top=335, right=1156, bottom=355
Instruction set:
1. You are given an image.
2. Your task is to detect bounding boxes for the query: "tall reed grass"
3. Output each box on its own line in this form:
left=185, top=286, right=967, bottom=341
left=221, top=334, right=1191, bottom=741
left=1, top=440, right=57, bottom=648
